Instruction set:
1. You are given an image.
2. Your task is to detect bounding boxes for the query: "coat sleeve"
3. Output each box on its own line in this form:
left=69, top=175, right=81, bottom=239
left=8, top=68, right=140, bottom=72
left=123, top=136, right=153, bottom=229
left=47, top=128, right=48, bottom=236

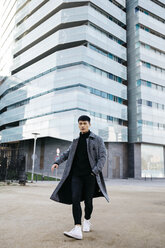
left=53, top=143, right=72, bottom=166
left=92, top=137, right=107, bottom=175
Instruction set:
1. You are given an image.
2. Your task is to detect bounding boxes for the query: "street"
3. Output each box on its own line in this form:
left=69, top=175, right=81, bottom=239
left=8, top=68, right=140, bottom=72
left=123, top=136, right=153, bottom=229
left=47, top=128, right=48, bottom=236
left=0, top=179, right=165, bottom=248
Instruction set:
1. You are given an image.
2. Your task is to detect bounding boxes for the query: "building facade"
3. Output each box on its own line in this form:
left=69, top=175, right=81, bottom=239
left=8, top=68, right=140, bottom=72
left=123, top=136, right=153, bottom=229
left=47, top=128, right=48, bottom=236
left=0, top=0, right=164, bottom=179
left=127, top=0, right=165, bottom=178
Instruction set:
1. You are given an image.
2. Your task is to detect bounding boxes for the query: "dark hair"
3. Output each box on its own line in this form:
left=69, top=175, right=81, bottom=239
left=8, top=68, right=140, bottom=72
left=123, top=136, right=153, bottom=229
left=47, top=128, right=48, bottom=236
left=78, top=115, right=91, bottom=123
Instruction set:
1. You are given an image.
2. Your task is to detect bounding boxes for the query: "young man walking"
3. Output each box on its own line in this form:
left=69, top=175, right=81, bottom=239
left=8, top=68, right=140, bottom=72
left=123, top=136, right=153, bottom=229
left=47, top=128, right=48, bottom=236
left=50, top=115, right=109, bottom=240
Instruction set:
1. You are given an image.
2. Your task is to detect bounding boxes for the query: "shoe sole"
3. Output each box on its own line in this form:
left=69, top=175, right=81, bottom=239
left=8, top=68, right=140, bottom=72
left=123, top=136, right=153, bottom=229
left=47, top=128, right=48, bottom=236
left=63, top=232, right=82, bottom=240
left=83, top=226, right=91, bottom=232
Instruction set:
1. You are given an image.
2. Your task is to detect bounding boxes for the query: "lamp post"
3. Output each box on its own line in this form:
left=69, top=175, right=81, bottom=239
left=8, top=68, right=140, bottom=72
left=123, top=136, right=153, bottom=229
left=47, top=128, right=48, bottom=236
left=31, top=132, right=40, bottom=183
left=55, top=148, right=60, bottom=181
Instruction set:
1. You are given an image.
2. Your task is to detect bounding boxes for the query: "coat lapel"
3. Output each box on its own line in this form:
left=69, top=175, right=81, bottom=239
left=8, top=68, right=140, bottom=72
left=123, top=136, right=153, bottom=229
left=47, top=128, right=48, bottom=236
left=69, top=138, right=79, bottom=165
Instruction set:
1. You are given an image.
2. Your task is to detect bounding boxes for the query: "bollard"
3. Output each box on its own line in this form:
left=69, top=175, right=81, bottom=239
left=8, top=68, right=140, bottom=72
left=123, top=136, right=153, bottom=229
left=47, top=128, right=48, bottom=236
left=19, top=170, right=26, bottom=186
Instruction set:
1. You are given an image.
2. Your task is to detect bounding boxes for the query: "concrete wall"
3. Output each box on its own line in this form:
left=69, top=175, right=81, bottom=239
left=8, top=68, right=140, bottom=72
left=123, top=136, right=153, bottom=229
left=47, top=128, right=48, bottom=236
left=106, top=142, right=128, bottom=179
left=128, top=143, right=141, bottom=179
left=126, top=0, right=138, bottom=144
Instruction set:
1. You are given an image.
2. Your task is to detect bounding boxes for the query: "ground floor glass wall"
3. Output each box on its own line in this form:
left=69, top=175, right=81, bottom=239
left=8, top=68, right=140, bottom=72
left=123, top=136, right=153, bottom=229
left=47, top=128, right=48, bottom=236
left=141, top=144, right=165, bottom=178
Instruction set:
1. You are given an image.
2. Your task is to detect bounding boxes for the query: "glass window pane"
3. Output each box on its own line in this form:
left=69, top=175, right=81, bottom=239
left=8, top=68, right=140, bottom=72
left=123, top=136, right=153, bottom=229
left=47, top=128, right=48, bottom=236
left=141, top=144, right=164, bottom=178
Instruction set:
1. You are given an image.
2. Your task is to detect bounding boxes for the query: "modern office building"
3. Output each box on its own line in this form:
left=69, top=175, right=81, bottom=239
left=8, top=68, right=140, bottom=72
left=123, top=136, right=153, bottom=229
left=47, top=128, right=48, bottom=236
left=127, top=0, right=165, bottom=178
left=0, top=0, right=164, bottom=179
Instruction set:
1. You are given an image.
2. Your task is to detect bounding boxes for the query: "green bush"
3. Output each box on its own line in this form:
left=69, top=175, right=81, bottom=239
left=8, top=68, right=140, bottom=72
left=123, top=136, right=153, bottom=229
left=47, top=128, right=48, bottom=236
left=26, top=172, right=60, bottom=181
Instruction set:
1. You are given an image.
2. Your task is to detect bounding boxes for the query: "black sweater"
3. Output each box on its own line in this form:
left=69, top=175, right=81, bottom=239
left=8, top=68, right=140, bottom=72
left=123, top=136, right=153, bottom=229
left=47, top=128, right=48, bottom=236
left=71, top=130, right=92, bottom=176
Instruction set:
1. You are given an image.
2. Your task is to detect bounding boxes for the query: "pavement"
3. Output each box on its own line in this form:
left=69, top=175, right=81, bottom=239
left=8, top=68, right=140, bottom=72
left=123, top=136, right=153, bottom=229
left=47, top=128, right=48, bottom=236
left=0, top=179, right=165, bottom=248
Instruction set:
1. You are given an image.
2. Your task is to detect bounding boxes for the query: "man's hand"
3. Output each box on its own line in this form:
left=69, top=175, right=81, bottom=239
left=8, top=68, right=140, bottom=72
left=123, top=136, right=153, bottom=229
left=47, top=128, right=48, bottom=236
left=51, top=163, right=59, bottom=174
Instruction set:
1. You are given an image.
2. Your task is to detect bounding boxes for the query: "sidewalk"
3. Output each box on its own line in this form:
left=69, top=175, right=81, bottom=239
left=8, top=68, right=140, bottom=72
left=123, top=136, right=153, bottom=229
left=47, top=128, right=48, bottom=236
left=0, top=179, right=165, bottom=248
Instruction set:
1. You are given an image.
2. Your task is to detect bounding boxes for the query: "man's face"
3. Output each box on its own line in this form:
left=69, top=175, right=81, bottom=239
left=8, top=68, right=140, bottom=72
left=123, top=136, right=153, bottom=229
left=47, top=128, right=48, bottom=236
left=78, top=120, right=91, bottom=133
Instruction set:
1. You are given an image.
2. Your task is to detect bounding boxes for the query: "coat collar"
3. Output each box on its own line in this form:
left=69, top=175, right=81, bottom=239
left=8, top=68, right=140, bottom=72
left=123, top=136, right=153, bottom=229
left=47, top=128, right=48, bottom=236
left=74, top=130, right=96, bottom=141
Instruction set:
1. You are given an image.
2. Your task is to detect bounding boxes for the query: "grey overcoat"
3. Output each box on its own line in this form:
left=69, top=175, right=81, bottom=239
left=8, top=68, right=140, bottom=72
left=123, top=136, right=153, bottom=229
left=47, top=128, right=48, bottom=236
left=50, top=131, right=109, bottom=204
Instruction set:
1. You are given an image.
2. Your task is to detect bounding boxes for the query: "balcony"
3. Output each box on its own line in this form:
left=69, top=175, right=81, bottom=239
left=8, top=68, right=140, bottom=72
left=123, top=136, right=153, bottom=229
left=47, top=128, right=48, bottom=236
left=138, top=29, right=165, bottom=53
left=136, top=11, right=164, bottom=35
left=139, top=47, right=165, bottom=69
left=138, top=0, right=165, bottom=20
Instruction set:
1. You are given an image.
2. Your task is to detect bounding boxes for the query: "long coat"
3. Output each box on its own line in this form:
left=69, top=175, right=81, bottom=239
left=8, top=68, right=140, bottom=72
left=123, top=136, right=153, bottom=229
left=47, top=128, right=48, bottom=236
left=50, top=131, right=109, bottom=204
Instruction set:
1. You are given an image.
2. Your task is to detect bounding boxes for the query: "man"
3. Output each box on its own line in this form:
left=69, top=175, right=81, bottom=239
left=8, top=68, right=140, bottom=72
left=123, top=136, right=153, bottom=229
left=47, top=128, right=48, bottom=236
left=50, top=115, right=109, bottom=240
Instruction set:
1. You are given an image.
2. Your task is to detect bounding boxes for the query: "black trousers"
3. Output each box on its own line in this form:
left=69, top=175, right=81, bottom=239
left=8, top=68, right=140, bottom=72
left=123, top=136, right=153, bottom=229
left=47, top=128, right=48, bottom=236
left=71, top=174, right=96, bottom=225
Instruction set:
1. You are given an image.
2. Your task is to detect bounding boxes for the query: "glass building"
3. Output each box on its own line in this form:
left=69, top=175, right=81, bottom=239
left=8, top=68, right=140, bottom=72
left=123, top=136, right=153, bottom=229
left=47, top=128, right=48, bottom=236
left=127, top=0, right=165, bottom=178
left=0, top=0, right=164, bottom=178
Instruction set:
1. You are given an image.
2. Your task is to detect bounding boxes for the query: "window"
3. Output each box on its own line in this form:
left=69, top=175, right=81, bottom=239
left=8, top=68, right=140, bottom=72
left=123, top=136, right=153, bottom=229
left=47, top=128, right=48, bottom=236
left=136, top=24, right=139, bottom=30
left=144, top=27, right=149, bottom=32
left=135, top=42, right=140, bottom=48
left=118, top=98, right=122, bottom=104
left=109, top=94, right=113, bottom=100
left=108, top=53, right=113, bottom=59
left=158, top=104, right=162, bottom=109
left=119, top=119, right=123, bottom=125
left=144, top=10, right=148, bottom=15
left=145, top=44, right=150, bottom=49
left=152, top=84, right=157, bottom=89
left=118, top=77, right=122, bottom=83
left=135, top=7, right=139, bottom=13
left=90, top=23, right=126, bottom=47
left=114, top=96, right=118, bottom=102
left=147, top=101, right=152, bottom=107
left=118, top=58, right=122, bottom=64
left=109, top=74, right=113, bottom=80
left=146, top=63, right=151, bottom=68
left=108, top=116, right=113, bottom=121
left=141, top=42, right=165, bottom=56
left=88, top=43, right=125, bottom=65
left=137, top=79, right=141, bottom=86
left=138, top=120, right=142, bottom=125
left=101, top=92, right=108, bottom=98
left=147, top=121, right=153, bottom=126
left=94, top=89, right=100, bottom=96
left=141, top=144, right=164, bottom=178
left=147, top=81, right=151, bottom=87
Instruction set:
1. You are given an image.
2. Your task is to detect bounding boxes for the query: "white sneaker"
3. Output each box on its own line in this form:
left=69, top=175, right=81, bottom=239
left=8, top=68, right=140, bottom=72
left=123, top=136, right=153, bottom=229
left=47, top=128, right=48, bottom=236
left=82, top=219, right=92, bottom=232
left=64, top=225, right=83, bottom=240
